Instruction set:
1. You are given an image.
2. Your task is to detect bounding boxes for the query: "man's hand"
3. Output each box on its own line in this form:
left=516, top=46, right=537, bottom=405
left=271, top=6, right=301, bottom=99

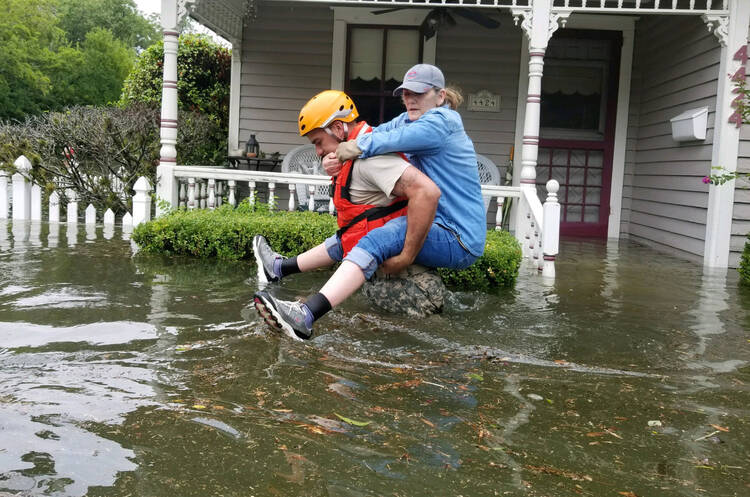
left=336, top=140, right=362, bottom=162
left=380, top=253, right=413, bottom=275
left=322, top=152, right=342, bottom=177
left=384, top=166, right=440, bottom=274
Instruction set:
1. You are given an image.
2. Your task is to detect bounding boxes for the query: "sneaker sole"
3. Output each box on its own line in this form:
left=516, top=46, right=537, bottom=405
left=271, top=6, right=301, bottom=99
left=252, top=236, right=275, bottom=286
left=253, top=294, right=303, bottom=342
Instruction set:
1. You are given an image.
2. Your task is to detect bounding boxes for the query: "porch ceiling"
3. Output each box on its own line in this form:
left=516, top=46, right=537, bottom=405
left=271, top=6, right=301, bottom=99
left=258, top=0, right=727, bottom=14
left=186, top=0, right=729, bottom=43
left=186, top=0, right=247, bottom=43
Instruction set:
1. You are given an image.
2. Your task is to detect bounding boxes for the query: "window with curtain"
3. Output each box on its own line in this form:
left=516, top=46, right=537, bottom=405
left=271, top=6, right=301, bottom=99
left=346, top=26, right=422, bottom=125
left=540, top=62, right=607, bottom=133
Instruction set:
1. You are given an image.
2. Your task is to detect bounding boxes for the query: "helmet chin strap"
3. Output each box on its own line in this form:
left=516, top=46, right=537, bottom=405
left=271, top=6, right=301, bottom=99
left=323, top=122, right=348, bottom=141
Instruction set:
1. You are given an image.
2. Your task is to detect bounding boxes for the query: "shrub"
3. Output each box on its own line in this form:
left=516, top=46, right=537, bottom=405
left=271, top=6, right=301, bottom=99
left=1, top=105, right=160, bottom=214
left=119, top=33, right=230, bottom=165
left=1, top=104, right=228, bottom=213
left=133, top=205, right=523, bottom=291
left=133, top=201, right=338, bottom=260
left=438, top=230, right=522, bottom=290
left=740, top=236, right=750, bottom=285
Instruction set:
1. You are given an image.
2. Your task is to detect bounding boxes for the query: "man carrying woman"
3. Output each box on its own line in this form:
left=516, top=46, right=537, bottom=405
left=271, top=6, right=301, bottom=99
left=253, top=64, right=486, bottom=341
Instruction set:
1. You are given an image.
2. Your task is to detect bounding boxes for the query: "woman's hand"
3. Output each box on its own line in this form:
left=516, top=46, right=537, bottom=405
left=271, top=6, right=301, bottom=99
left=336, top=140, right=362, bottom=162
left=322, top=152, right=342, bottom=177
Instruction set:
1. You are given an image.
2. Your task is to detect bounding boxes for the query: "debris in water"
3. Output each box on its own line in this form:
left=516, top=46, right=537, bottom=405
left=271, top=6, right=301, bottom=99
left=527, top=394, right=543, bottom=401
left=334, top=413, right=371, bottom=427
left=694, top=430, right=721, bottom=442
left=647, top=420, right=662, bottom=427
left=524, top=464, right=592, bottom=482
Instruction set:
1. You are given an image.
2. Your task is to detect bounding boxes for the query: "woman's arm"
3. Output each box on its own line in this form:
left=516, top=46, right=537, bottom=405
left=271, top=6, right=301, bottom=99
left=356, top=110, right=450, bottom=159
left=369, top=112, right=407, bottom=133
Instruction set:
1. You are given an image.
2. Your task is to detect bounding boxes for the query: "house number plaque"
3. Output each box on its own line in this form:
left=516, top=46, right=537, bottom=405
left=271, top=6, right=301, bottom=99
left=467, top=90, right=500, bottom=112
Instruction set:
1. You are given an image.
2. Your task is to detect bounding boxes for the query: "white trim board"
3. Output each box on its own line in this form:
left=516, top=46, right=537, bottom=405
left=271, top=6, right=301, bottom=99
left=228, top=42, right=242, bottom=154
left=330, top=7, right=436, bottom=90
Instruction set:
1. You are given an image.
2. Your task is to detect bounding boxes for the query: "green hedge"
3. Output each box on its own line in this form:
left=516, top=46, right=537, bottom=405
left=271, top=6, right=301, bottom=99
left=132, top=202, right=522, bottom=290
left=740, top=236, right=750, bottom=285
left=438, top=229, right=522, bottom=290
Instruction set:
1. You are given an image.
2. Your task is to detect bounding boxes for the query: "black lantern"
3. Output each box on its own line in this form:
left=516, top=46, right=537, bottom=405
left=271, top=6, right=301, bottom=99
left=245, top=134, right=260, bottom=158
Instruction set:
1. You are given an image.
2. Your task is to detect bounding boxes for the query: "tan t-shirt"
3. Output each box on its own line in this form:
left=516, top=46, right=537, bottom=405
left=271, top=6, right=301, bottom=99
left=348, top=153, right=410, bottom=206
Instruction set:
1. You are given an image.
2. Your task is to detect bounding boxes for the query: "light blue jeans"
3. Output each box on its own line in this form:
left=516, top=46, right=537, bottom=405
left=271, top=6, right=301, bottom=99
left=324, top=216, right=478, bottom=280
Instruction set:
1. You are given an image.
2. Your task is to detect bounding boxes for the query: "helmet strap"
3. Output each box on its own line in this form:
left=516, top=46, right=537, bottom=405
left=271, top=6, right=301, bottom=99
left=323, top=122, right=348, bottom=142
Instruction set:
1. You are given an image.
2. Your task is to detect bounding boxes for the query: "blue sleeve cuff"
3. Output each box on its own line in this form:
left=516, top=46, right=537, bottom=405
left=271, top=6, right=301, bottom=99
left=356, top=133, right=373, bottom=159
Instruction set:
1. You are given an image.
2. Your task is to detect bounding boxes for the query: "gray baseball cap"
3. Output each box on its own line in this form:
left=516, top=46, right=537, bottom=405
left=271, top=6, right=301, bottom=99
left=393, top=64, right=445, bottom=96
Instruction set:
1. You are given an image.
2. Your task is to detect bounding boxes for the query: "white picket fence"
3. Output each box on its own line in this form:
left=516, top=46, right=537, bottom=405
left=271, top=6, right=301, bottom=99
left=1, top=155, right=561, bottom=277
left=0, top=155, right=148, bottom=229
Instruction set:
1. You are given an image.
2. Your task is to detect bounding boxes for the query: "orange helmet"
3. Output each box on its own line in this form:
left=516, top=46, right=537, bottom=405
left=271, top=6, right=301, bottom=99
left=298, top=90, right=359, bottom=136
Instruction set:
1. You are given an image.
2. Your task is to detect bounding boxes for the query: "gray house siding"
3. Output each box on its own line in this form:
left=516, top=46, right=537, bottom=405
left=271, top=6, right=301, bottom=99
left=238, top=6, right=518, bottom=171
left=239, top=3, right=333, bottom=155
left=237, top=6, right=516, bottom=223
left=732, top=126, right=750, bottom=267
left=435, top=13, right=520, bottom=174
left=621, top=15, right=719, bottom=261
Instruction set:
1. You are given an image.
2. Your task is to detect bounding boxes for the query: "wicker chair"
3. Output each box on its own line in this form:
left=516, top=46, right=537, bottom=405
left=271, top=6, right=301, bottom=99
left=282, top=146, right=500, bottom=214
left=281, top=144, right=331, bottom=211
left=476, top=153, right=501, bottom=213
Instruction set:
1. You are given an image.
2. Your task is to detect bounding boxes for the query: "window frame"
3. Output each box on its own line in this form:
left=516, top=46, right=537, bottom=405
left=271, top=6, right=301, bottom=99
left=330, top=7, right=436, bottom=91
left=345, top=24, right=424, bottom=124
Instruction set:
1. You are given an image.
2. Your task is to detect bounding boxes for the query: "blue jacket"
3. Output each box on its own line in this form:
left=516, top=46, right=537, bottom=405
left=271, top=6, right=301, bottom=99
left=355, top=106, right=486, bottom=257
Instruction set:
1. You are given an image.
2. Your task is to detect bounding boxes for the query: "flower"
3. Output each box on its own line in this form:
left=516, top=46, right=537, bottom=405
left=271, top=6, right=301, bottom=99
left=702, top=176, right=711, bottom=184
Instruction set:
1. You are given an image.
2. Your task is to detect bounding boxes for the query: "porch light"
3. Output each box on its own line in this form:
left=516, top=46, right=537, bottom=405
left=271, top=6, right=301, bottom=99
left=245, top=134, right=260, bottom=158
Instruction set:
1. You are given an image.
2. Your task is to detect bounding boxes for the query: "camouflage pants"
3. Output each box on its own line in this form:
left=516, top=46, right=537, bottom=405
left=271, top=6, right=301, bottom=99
left=361, top=265, right=445, bottom=318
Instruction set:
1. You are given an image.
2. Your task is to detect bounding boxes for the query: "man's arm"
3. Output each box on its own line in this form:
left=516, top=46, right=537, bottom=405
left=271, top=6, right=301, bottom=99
left=381, top=166, right=441, bottom=275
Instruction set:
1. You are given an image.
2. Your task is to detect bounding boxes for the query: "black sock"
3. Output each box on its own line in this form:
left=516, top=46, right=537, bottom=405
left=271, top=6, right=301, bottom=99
left=279, top=256, right=301, bottom=277
left=304, top=292, right=332, bottom=322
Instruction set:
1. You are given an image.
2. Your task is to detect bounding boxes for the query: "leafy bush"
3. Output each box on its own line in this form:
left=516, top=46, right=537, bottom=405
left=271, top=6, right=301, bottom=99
left=1, top=104, right=228, bottom=213
left=438, top=230, right=522, bottom=290
left=1, top=105, right=160, bottom=214
left=133, top=201, right=338, bottom=260
left=133, top=205, right=523, bottom=290
left=740, top=236, right=750, bottom=285
left=120, top=33, right=230, bottom=164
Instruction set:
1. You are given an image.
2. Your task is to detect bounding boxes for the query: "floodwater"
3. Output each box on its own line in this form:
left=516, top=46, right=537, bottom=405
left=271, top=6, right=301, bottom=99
left=0, top=220, right=749, bottom=497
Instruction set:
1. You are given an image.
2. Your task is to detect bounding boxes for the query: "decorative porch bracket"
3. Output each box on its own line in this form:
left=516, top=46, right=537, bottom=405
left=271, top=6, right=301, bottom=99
left=701, top=13, right=729, bottom=46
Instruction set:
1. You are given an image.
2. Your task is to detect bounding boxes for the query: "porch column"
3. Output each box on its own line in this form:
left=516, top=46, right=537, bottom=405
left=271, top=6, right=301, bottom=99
left=228, top=41, right=242, bottom=154
left=703, top=0, right=750, bottom=268
left=159, top=0, right=179, bottom=168
left=512, top=1, right=567, bottom=260
left=516, top=2, right=550, bottom=191
left=512, top=1, right=569, bottom=190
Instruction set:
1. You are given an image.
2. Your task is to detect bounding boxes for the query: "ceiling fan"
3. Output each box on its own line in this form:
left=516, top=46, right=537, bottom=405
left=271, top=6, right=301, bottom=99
left=372, top=7, right=500, bottom=40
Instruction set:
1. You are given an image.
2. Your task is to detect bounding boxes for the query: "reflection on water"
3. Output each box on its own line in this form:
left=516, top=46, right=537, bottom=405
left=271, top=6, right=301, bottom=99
left=1, top=224, right=749, bottom=496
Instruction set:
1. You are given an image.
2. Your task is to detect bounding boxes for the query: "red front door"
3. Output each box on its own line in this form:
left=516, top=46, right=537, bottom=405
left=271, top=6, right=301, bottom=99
left=537, top=29, right=621, bottom=238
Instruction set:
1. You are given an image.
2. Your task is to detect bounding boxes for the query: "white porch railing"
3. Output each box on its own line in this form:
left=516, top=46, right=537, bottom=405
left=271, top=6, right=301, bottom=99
left=0, top=157, right=561, bottom=277
left=156, top=164, right=561, bottom=277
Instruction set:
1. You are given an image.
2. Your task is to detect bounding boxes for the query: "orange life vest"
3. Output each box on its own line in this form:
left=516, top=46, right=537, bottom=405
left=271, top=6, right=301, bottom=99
left=333, top=121, right=408, bottom=256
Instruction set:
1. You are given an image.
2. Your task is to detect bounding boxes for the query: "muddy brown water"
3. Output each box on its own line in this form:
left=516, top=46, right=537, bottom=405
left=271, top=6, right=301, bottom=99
left=0, top=221, right=749, bottom=496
